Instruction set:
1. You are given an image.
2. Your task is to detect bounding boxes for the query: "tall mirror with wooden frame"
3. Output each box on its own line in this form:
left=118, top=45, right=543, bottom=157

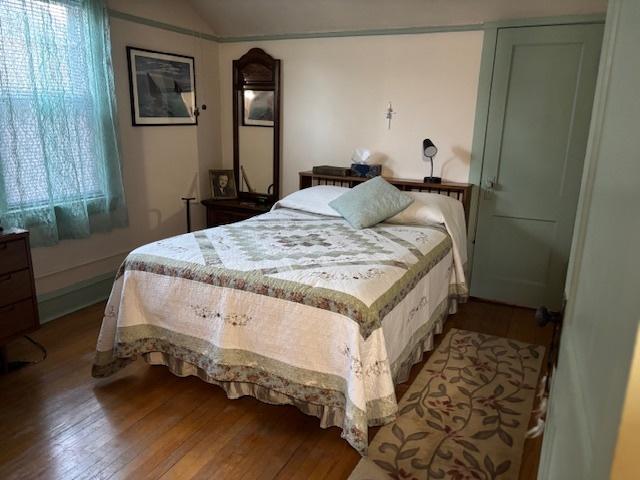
left=233, top=48, right=281, bottom=203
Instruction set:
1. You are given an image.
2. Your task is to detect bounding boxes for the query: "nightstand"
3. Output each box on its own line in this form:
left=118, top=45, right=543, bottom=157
left=201, top=198, right=274, bottom=228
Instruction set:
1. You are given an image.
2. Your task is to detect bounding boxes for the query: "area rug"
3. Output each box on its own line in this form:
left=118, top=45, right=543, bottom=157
left=350, top=328, right=544, bottom=480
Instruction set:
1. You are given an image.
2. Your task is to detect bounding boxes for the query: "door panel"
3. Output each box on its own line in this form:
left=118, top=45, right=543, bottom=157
left=471, top=24, right=603, bottom=309
left=488, top=216, right=556, bottom=285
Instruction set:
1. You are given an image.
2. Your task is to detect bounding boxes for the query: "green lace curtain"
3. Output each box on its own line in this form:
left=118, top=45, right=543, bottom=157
left=0, top=0, right=127, bottom=247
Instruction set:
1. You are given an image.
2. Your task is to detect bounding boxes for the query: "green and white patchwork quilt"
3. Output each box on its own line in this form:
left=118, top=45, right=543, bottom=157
left=93, top=207, right=467, bottom=454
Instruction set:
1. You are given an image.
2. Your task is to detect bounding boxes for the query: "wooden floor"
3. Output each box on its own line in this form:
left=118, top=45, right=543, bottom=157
left=0, top=300, right=552, bottom=480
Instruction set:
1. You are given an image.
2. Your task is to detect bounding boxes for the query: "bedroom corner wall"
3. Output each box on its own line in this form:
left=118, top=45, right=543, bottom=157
left=217, top=32, right=483, bottom=197
left=33, top=1, right=221, bottom=319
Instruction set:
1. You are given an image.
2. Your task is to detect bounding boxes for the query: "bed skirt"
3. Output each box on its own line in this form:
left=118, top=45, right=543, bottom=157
left=94, top=301, right=454, bottom=455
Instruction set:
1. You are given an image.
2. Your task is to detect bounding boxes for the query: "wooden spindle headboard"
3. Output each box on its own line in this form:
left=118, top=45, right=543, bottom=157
left=298, top=171, right=473, bottom=225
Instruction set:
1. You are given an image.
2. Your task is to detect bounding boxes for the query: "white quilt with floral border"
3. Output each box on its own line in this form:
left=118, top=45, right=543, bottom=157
left=93, top=207, right=467, bottom=454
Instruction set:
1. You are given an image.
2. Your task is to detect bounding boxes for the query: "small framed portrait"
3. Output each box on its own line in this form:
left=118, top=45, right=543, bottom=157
left=127, top=47, right=197, bottom=126
left=209, top=169, right=237, bottom=200
left=243, top=89, right=274, bottom=127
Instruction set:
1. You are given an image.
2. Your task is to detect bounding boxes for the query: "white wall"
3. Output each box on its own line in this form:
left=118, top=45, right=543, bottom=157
left=32, top=7, right=221, bottom=295
left=218, top=32, right=483, bottom=196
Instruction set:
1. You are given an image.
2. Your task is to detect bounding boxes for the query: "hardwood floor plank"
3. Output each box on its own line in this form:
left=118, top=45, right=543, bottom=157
left=108, top=390, right=230, bottom=479
left=0, top=300, right=552, bottom=480
left=191, top=404, right=294, bottom=480
left=227, top=406, right=316, bottom=480
left=157, top=402, right=262, bottom=479
left=76, top=380, right=212, bottom=480
left=1, top=368, right=183, bottom=479
left=285, top=427, right=349, bottom=480
left=139, top=402, right=250, bottom=480
left=272, top=422, right=328, bottom=480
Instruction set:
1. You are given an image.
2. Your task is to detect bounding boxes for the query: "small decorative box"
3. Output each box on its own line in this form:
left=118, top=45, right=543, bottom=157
left=312, top=165, right=352, bottom=176
left=350, top=163, right=382, bottom=178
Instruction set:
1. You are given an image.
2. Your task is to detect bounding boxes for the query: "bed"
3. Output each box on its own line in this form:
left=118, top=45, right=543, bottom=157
left=92, top=180, right=470, bottom=455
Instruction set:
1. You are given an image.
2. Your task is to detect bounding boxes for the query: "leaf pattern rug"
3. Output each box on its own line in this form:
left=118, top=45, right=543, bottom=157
left=349, top=328, right=544, bottom=480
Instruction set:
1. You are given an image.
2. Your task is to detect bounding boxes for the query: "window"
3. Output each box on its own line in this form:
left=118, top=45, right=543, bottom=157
left=0, top=0, right=104, bottom=208
left=0, top=0, right=127, bottom=246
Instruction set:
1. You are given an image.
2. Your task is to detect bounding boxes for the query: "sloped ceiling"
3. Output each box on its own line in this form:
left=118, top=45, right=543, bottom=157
left=189, top=0, right=606, bottom=38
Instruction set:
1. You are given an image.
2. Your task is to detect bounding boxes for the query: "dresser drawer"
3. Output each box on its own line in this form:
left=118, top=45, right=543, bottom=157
left=202, top=199, right=273, bottom=228
left=0, top=298, right=37, bottom=342
left=214, top=211, right=253, bottom=225
left=208, top=210, right=255, bottom=227
left=0, top=238, right=29, bottom=274
left=0, top=269, right=33, bottom=307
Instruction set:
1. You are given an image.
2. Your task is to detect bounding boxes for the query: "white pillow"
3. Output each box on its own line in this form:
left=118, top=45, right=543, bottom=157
left=388, top=191, right=468, bottom=271
left=273, top=185, right=347, bottom=217
left=387, top=191, right=463, bottom=227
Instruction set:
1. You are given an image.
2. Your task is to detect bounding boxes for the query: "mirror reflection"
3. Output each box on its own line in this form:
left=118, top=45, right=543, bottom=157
left=238, top=122, right=273, bottom=194
left=243, top=90, right=274, bottom=126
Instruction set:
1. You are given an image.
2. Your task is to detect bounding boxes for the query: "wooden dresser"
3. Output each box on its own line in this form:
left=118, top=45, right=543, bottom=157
left=201, top=199, right=273, bottom=228
left=0, top=229, right=39, bottom=346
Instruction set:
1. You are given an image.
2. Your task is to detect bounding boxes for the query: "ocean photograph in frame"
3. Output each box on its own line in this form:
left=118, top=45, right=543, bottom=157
left=127, top=47, right=197, bottom=126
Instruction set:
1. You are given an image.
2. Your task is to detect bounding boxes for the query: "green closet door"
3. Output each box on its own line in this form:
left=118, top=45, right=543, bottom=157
left=471, top=24, right=603, bottom=309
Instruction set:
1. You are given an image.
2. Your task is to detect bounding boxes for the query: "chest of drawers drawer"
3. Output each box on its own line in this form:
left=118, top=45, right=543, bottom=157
left=0, top=269, right=33, bottom=307
left=0, top=299, right=38, bottom=341
left=0, top=229, right=39, bottom=345
left=0, top=238, right=29, bottom=274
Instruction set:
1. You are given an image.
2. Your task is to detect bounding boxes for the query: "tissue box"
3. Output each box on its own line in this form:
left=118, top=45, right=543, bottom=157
left=350, top=163, right=382, bottom=178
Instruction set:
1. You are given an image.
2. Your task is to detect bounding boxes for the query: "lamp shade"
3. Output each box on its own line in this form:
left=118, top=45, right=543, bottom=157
left=423, top=138, right=437, bottom=158
left=423, top=138, right=441, bottom=184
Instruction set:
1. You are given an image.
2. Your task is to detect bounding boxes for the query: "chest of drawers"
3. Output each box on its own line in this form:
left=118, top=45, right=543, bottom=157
left=0, top=229, right=39, bottom=345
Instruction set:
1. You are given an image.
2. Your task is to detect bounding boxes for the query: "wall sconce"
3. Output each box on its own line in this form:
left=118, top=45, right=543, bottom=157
left=385, top=102, right=396, bottom=130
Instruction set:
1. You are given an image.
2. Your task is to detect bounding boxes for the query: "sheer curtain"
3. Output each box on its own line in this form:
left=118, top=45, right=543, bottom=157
left=0, top=0, right=127, bottom=247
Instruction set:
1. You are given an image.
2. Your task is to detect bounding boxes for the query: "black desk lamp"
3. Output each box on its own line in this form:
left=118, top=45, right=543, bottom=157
left=423, top=138, right=441, bottom=184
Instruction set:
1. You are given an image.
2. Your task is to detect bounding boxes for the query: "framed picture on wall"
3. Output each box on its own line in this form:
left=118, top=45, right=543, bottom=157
left=209, top=169, right=238, bottom=200
left=243, top=89, right=274, bottom=127
left=126, top=47, right=197, bottom=126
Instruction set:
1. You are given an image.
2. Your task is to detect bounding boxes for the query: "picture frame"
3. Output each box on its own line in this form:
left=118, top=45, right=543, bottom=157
left=126, top=47, right=197, bottom=126
left=243, top=89, right=275, bottom=127
left=209, top=169, right=238, bottom=200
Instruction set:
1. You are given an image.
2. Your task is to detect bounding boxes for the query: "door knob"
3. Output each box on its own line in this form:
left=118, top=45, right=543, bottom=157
left=535, top=306, right=562, bottom=326
left=483, top=176, right=497, bottom=199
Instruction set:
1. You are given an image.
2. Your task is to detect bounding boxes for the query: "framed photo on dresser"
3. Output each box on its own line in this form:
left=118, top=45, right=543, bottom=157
left=209, top=169, right=238, bottom=200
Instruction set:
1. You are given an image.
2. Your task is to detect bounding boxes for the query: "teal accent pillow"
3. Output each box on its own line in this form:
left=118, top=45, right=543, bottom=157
left=329, top=176, right=414, bottom=229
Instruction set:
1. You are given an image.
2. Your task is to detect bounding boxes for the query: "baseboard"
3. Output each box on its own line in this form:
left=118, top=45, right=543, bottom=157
left=468, top=296, right=536, bottom=310
left=37, top=272, right=116, bottom=324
